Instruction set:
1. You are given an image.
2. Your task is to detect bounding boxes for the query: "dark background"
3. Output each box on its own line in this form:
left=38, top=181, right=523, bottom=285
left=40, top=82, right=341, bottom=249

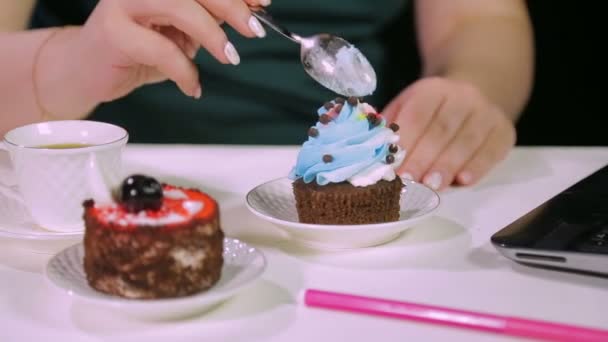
left=383, top=1, right=605, bottom=146
left=517, top=2, right=604, bottom=146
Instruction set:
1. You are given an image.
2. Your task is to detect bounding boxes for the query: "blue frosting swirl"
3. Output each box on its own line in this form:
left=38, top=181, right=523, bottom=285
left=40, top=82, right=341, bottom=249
left=289, top=100, right=402, bottom=186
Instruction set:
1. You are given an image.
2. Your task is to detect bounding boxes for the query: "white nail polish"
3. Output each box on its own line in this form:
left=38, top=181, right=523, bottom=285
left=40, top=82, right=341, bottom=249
left=424, top=172, right=442, bottom=190
left=248, top=16, right=266, bottom=38
left=259, top=0, right=271, bottom=6
left=194, top=85, right=202, bottom=99
left=400, top=172, right=414, bottom=181
left=224, top=42, right=240, bottom=65
left=459, top=171, right=473, bottom=184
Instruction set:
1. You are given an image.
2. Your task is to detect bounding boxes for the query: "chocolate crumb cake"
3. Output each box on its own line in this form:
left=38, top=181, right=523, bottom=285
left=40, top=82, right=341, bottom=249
left=289, top=97, right=406, bottom=225
left=83, top=175, right=223, bottom=299
left=293, top=178, right=403, bottom=224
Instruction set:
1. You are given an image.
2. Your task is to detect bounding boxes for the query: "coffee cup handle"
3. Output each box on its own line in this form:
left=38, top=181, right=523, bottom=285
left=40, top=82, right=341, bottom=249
left=86, top=153, right=114, bottom=204
left=0, top=142, right=26, bottom=205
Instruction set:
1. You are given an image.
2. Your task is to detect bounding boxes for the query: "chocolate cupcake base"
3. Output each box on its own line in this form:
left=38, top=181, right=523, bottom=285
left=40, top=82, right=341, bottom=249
left=292, top=177, right=403, bottom=225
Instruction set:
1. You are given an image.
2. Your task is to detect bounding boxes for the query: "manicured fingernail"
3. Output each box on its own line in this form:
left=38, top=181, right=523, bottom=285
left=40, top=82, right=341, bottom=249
left=259, top=0, right=271, bottom=6
left=424, top=171, right=442, bottom=190
left=400, top=172, right=414, bottom=181
left=458, top=171, right=473, bottom=185
left=193, top=85, right=202, bottom=99
left=224, top=42, right=240, bottom=65
left=248, top=16, right=266, bottom=38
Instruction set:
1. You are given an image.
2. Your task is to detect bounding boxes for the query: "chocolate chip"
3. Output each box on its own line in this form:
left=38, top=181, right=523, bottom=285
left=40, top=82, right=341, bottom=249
left=319, top=114, right=331, bottom=124
left=386, top=154, right=395, bottom=164
left=389, top=144, right=399, bottom=153
left=308, top=127, right=319, bottom=137
left=347, top=97, right=358, bottom=106
left=367, top=113, right=378, bottom=126
left=323, top=102, right=334, bottom=110
left=323, top=154, right=333, bottom=163
left=334, top=97, right=345, bottom=104
left=389, top=123, right=400, bottom=132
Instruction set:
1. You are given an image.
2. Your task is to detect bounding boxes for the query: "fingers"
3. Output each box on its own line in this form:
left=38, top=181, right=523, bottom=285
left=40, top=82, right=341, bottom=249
left=122, top=0, right=239, bottom=65
left=185, top=39, right=200, bottom=59
left=455, top=114, right=516, bottom=186
left=199, top=0, right=266, bottom=38
left=423, top=108, right=495, bottom=190
left=397, top=94, right=471, bottom=186
left=388, top=77, right=516, bottom=191
left=245, top=0, right=272, bottom=7
left=391, top=84, right=446, bottom=164
left=381, top=96, right=404, bottom=122
left=159, top=26, right=197, bottom=58
left=112, top=13, right=200, bottom=97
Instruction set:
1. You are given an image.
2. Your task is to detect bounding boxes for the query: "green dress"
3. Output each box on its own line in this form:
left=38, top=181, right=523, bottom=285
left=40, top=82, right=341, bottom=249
left=31, top=0, right=412, bottom=144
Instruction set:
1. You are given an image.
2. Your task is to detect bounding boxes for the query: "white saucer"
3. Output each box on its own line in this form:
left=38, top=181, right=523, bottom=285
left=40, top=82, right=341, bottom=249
left=0, top=188, right=83, bottom=240
left=245, top=177, right=441, bottom=249
left=45, top=238, right=266, bottom=320
left=0, top=188, right=83, bottom=253
left=0, top=221, right=83, bottom=241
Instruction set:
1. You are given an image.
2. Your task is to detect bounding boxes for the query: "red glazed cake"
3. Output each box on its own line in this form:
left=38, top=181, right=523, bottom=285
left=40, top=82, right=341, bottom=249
left=83, top=175, right=223, bottom=299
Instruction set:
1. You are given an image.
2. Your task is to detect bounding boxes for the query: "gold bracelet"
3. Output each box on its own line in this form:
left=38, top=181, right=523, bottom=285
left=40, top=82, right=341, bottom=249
left=32, top=28, right=64, bottom=122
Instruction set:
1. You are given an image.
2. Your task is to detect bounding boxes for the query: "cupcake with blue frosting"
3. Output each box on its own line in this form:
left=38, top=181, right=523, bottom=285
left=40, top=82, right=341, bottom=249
left=289, top=97, right=406, bottom=225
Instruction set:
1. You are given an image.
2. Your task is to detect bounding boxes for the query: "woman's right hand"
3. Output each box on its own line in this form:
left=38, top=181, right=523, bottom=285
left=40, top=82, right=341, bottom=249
left=47, top=0, right=269, bottom=110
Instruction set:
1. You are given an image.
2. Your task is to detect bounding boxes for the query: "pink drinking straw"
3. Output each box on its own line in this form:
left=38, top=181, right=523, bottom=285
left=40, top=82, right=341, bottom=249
left=303, top=289, right=608, bottom=342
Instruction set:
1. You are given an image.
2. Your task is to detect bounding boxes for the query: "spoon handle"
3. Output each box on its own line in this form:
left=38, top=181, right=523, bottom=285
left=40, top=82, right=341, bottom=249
left=252, top=9, right=302, bottom=43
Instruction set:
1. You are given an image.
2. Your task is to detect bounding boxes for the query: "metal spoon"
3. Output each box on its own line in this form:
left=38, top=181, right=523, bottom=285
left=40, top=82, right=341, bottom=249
left=252, top=9, right=377, bottom=97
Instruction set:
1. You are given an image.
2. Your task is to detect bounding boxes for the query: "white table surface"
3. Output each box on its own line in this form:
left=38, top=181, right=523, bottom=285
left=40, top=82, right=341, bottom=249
left=1, top=145, right=608, bottom=342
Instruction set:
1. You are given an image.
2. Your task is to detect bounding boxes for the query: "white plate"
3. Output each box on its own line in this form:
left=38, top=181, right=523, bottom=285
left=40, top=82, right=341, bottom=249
left=246, top=177, right=440, bottom=249
left=45, top=238, right=266, bottom=320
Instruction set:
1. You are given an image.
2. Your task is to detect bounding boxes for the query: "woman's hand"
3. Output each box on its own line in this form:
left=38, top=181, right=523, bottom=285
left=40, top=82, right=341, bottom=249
left=383, top=77, right=516, bottom=191
left=52, top=0, right=269, bottom=109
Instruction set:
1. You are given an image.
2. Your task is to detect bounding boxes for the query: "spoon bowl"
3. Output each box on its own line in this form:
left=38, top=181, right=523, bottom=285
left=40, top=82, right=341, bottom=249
left=252, top=10, right=377, bottom=97
left=300, top=34, right=376, bottom=97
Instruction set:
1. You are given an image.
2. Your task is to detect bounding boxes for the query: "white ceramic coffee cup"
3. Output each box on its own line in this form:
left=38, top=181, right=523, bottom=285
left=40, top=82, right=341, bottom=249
left=0, top=120, right=128, bottom=232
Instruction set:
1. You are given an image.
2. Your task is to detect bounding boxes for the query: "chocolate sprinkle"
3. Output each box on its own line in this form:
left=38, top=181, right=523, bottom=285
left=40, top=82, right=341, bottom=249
left=389, top=123, right=400, bottom=132
left=367, top=113, right=378, bottom=126
left=323, top=154, right=334, bottom=163
left=347, top=97, right=358, bottom=106
left=334, top=97, right=345, bottom=104
left=389, top=144, right=398, bottom=153
left=323, top=102, right=334, bottom=110
left=319, top=114, right=331, bottom=124
left=386, top=155, right=395, bottom=164
left=308, top=127, right=319, bottom=137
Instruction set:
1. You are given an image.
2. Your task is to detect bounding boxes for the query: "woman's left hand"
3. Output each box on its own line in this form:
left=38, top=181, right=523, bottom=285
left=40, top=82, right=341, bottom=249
left=383, top=76, right=516, bottom=191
